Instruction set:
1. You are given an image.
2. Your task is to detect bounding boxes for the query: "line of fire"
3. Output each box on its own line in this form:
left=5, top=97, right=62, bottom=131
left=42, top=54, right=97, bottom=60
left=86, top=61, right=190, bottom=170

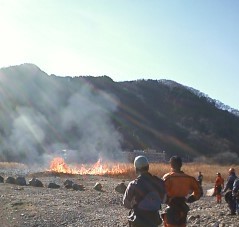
left=49, top=149, right=166, bottom=176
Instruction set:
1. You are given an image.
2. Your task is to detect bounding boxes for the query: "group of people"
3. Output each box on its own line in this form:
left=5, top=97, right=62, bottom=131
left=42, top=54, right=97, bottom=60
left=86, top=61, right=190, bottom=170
left=123, top=155, right=201, bottom=227
left=214, top=168, right=239, bottom=215
left=122, top=155, right=239, bottom=227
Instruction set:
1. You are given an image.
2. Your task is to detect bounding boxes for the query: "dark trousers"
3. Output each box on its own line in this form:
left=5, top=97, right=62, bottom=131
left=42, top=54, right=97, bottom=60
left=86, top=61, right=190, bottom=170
left=162, top=198, right=189, bottom=227
left=128, top=209, right=161, bottom=227
left=228, top=198, right=236, bottom=214
left=225, top=191, right=236, bottom=214
left=236, top=199, right=239, bottom=214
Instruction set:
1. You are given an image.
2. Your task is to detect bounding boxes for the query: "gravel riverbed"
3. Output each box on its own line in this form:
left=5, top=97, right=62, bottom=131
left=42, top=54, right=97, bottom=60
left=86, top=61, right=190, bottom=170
left=0, top=170, right=238, bottom=227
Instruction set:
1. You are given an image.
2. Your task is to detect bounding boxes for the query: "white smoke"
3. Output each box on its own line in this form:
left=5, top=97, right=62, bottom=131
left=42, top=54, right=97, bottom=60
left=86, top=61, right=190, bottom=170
left=7, top=107, right=47, bottom=162
left=59, top=84, right=122, bottom=163
left=0, top=76, right=122, bottom=166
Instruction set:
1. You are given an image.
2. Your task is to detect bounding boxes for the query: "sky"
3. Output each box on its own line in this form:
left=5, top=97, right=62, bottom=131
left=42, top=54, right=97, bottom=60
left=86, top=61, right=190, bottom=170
left=0, top=0, right=239, bottom=110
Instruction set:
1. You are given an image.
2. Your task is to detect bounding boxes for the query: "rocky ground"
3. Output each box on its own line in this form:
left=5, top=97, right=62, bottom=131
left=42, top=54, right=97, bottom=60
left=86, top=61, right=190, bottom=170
left=0, top=169, right=238, bottom=227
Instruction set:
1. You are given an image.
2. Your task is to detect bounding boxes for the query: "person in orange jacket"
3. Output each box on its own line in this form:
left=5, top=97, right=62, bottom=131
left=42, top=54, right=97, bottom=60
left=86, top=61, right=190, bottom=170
left=162, top=156, right=201, bottom=227
left=214, top=172, right=224, bottom=203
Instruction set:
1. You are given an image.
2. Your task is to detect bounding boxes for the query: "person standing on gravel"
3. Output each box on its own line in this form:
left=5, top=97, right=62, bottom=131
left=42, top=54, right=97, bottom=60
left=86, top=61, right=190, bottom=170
left=232, top=177, right=239, bottom=215
left=162, top=156, right=201, bottom=227
left=214, top=172, right=224, bottom=204
left=197, top=171, right=203, bottom=186
left=197, top=171, right=204, bottom=197
left=223, top=168, right=237, bottom=215
left=123, top=155, right=166, bottom=227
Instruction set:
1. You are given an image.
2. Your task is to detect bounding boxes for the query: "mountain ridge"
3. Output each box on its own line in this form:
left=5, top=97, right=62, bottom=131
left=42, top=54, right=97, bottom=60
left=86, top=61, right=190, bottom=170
left=0, top=63, right=238, bottom=164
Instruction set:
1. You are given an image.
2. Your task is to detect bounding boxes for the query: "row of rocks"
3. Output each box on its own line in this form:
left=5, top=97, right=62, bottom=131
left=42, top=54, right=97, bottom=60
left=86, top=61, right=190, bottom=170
left=0, top=175, right=127, bottom=193
left=0, top=176, right=29, bottom=186
left=0, top=175, right=85, bottom=190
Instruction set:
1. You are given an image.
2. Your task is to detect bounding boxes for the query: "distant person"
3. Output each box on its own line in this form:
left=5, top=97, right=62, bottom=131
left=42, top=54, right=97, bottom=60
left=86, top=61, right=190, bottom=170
left=162, top=156, right=201, bottom=227
left=214, top=172, right=224, bottom=204
left=223, top=168, right=237, bottom=215
left=123, top=155, right=166, bottom=227
left=197, top=171, right=203, bottom=185
left=197, top=171, right=204, bottom=197
left=232, top=177, right=239, bottom=215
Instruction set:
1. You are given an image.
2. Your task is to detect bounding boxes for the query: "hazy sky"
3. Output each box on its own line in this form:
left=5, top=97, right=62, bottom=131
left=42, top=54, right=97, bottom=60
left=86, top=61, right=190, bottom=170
left=1, top=0, right=239, bottom=110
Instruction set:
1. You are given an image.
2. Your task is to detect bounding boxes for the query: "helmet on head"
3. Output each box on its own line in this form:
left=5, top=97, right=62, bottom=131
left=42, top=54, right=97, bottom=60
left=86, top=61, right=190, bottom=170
left=216, top=172, right=221, bottom=176
left=228, top=168, right=235, bottom=174
left=169, top=156, right=182, bottom=169
left=134, top=155, right=149, bottom=170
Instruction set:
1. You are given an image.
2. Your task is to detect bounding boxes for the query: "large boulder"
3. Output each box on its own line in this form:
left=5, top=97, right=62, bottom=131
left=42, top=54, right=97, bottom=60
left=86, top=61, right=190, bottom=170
left=72, top=183, right=84, bottom=191
left=93, top=182, right=102, bottom=191
left=29, top=178, right=44, bottom=187
left=0, top=175, right=4, bottom=183
left=48, top=182, right=60, bottom=189
left=15, top=177, right=27, bottom=186
left=115, top=182, right=127, bottom=194
left=5, top=176, right=16, bottom=184
left=64, top=179, right=74, bottom=189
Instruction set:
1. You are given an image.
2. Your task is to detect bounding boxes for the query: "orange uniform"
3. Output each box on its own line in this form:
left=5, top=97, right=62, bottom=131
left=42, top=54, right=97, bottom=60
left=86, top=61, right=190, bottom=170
left=163, top=171, right=201, bottom=199
left=162, top=171, right=201, bottom=227
left=215, top=175, right=224, bottom=188
left=214, top=174, right=224, bottom=203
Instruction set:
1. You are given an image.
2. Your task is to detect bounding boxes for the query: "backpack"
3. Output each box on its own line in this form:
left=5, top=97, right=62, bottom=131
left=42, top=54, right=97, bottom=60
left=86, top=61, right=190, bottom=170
left=127, top=174, right=165, bottom=227
left=135, top=174, right=165, bottom=211
left=137, top=191, right=162, bottom=210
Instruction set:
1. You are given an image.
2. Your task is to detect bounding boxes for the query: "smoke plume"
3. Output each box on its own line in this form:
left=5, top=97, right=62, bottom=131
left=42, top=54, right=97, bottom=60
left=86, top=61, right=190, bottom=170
left=0, top=64, right=122, bottom=167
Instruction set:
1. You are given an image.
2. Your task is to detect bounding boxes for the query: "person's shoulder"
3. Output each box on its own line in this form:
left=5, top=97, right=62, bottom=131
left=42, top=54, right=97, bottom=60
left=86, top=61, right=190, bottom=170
left=234, top=178, right=239, bottom=184
left=183, top=172, right=198, bottom=180
left=151, top=175, right=164, bottom=183
left=162, top=172, right=175, bottom=180
left=228, top=175, right=236, bottom=181
left=174, top=171, right=198, bottom=181
left=127, top=178, right=138, bottom=187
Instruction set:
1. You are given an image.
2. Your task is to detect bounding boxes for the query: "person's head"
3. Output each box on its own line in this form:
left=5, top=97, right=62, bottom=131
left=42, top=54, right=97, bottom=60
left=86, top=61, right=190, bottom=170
left=134, top=155, right=149, bottom=174
left=199, top=171, right=202, bottom=175
left=169, top=156, right=182, bottom=171
left=228, top=168, right=235, bottom=175
left=217, top=172, right=221, bottom=177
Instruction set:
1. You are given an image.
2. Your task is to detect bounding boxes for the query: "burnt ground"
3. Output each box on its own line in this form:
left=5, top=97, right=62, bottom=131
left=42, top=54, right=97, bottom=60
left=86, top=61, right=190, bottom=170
left=0, top=170, right=239, bottom=227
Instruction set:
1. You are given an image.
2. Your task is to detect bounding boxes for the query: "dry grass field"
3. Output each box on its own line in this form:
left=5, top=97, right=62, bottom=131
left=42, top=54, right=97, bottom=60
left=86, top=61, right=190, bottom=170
left=0, top=162, right=27, bottom=169
left=149, top=162, right=239, bottom=183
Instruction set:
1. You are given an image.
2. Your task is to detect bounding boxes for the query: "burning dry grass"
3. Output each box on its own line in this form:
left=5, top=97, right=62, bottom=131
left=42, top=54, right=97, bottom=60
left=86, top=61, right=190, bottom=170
left=49, top=158, right=239, bottom=183
left=1, top=160, right=238, bottom=184
left=49, top=157, right=135, bottom=177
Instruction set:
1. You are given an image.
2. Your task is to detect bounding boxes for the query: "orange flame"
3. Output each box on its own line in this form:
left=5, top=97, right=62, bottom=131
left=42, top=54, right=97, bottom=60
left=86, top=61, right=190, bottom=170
left=49, top=157, right=131, bottom=176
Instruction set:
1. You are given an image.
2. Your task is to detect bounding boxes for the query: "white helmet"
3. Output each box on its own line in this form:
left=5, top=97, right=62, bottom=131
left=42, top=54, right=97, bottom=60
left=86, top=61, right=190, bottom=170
left=134, top=155, right=149, bottom=169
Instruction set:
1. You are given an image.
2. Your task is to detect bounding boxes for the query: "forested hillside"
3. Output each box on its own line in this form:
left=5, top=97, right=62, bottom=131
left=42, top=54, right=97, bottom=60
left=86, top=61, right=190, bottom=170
left=0, top=64, right=239, bottom=164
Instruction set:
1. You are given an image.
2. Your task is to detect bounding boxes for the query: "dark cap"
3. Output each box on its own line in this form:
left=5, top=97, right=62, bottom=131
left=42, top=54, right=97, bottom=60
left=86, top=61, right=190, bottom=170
left=169, top=156, right=182, bottom=169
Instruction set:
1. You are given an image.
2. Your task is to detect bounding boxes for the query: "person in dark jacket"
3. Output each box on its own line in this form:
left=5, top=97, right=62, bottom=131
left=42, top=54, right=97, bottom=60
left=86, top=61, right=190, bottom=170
left=232, top=177, right=239, bottom=215
left=197, top=172, right=203, bottom=186
left=123, top=155, right=166, bottom=227
left=197, top=171, right=204, bottom=197
left=223, top=168, right=237, bottom=215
